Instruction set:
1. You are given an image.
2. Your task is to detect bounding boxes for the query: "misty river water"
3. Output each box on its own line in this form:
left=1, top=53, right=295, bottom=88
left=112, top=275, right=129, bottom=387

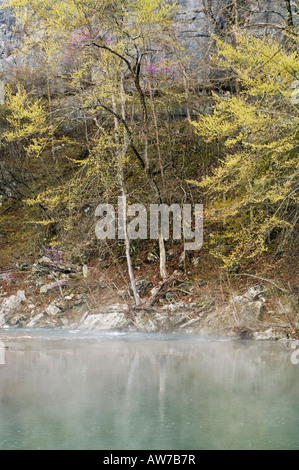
left=0, top=329, right=298, bottom=450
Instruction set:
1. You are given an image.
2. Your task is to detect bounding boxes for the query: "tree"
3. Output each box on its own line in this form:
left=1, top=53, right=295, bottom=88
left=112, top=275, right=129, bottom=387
left=5, top=0, right=184, bottom=301
left=191, top=33, right=299, bottom=269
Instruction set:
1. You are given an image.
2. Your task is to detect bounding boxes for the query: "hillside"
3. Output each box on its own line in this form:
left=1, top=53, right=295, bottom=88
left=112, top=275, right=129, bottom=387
left=0, top=0, right=298, bottom=338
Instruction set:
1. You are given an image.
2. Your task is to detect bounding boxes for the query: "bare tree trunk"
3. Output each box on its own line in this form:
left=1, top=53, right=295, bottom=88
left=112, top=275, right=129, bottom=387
left=119, top=75, right=141, bottom=306
left=94, top=44, right=169, bottom=281
left=46, top=69, right=56, bottom=162
left=120, top=188, right=141, bottom=306
left=284, top=0, right=294, bottom=28
left=159, top=232, right=168, bottom=281
left=134, top=57, right=168, bottom=281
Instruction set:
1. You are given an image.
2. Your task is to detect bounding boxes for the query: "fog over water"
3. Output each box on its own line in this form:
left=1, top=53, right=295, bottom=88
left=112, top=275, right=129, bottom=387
left=0, top=330, right=298, bottom=450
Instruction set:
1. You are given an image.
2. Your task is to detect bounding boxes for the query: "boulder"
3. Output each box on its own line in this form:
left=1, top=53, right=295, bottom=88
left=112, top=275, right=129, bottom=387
left=26, top=313, right=45, bottom=328
left=76, top=304, right=130, bottom=330
left=16, top=290, right=26, bottom=302
left=0, top=290, right=26, bottom=327
left=40, top=285, right=49, bottom=294
left=40, top=281, right=66, bottom=294
left=45, top=303, right=61, bottom=317
left=8, top=313, right=27, bottom=327
left=33, top=256, right=78, bottom=276
left=232, top=285, right=265, bottom=305
left=192, top=257, right=201, bottom=267
left=79, top=311, right=128, bottom=330
left=254, top=328, right=283, bottom=341
left=147, top=251, right=158, bottom=263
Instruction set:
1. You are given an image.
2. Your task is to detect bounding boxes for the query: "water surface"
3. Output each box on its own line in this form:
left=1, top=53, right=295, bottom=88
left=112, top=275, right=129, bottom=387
left=0, top=329, right=298, bottom=450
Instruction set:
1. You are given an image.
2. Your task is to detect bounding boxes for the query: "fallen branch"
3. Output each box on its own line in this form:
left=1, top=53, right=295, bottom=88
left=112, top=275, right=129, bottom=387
left=146, top=275, right=181, bottom=307
left=232, top=273, right=289, bottom=293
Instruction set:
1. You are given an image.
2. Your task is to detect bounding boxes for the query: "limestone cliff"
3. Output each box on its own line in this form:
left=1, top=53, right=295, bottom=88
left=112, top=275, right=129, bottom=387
left=0, top=1, right=296, bottom=94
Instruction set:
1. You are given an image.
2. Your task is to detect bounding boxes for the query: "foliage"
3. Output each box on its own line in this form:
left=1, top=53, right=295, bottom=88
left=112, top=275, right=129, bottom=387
left=2, top=1, right=298, bottom=281
left=3, top=84, right=51, bottom=157
left=3, top=0, right=182, bottom=232
left=192, top=33, right=299, bottom=268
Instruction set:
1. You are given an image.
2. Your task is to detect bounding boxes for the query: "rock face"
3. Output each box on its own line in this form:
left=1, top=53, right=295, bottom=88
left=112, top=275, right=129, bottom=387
left=0, top=0, right=294, bottom=81
left=229, top=285, right=267, bottom=322
left=0, top=290, right=26, bottom=327
left=0, top=6, right=18, bottom=72
left=176, top=0, right=294, bottom=62
left=79, top=308, right=129, bottom=331
left=233, top=285, right=266, bottom=305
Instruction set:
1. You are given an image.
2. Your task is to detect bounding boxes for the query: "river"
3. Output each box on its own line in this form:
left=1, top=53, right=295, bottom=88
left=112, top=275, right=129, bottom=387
left=0, top=329, right=298, bottom=450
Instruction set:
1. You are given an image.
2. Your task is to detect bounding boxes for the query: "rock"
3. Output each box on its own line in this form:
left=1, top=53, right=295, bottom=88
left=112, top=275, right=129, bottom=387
left=147, top=251, right=158, bottom=263
left=31, top=265, right=50, bottom=276
left=45, top=303, right=61, bottom=317
left=130, top=280, right=153, bottom=298
left=65, top=294, right=74, bottom=301
left=40, top=285, right=49, bottom=294
left=165, top=291, right=176, bottom=302
left=26, top=313, right=45, bottom=328
left=16, top=290, right=26, bottom=302
left=244, top=301, right=265, bottom=320
left=192, top=257, right=201, bottom=267
left=0, top=291, right=26, bottom=327
left=254, top=328, right=283, bottom=341
left=162, top=301, right=196, bottom=312
left=245, top=285, right=265, bottom=302
left=178, top=281, right=194, bottom=294
left=15, top=261, right=30, bottom=271
left=291, top=89, right=299, bottom=105
left=79, top=310, right=129, bottom=330
left=33, top=256, right=78, bottom=276
left=229, top=298, right=265, bottom=322
left=82, top=265, right=89, bottom=278
left=133, top=312, right=159, bottom=333
left=8, top=313, right=27, bottom=327
left=232, top=285, right=265, bottom=305
left=40, top=281, right=66, bottom=294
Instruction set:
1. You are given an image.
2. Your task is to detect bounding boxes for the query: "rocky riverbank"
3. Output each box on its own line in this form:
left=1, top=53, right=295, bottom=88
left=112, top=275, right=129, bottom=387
left=0, top=273, right=296, bottom=341
left=0, top=251, right=297, bottom=340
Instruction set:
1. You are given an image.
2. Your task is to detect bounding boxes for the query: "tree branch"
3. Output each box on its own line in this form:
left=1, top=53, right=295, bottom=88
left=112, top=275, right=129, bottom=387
left=232, top=273, right=289, bottom=293
left=95, top=99, right=146, bottom=170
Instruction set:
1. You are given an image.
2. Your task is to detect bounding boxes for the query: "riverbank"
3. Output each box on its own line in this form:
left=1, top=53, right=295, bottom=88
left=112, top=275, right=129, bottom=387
left=0, top=249, right=298, bottom=340
left=0, top=260, right=297, bottom=340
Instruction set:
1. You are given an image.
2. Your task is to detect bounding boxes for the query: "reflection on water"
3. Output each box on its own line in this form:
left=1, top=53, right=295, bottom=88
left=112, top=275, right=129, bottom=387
left=0, top=329, right=298, bottom=450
